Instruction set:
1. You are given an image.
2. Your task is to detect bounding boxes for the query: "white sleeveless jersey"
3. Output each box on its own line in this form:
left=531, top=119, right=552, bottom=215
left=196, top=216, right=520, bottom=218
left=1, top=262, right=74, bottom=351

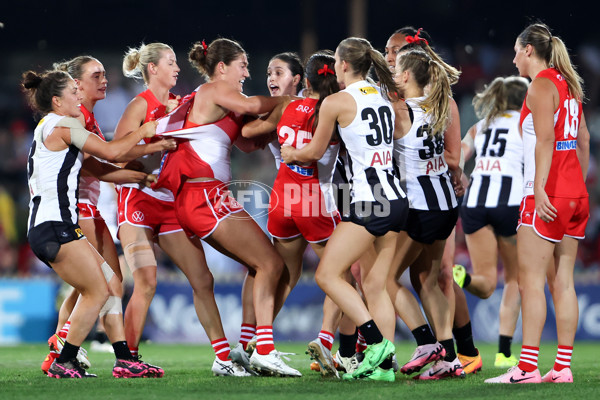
left=337, top=80, right=405, bottom=203
left=465, top=111, right=524, bottom=208
left=394, top=97, right=457, bottom=211
left=27, top=113, right=84, bottom=230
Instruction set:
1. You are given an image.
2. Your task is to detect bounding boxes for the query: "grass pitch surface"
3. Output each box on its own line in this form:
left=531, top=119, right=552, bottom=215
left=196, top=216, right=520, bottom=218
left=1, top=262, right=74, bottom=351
left=1, top=342, right=598, bottom=399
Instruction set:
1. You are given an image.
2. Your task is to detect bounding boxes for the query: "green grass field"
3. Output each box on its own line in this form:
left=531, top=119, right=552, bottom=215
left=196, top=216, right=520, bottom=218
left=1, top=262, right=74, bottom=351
left=1, top=342, right=598, bottom=399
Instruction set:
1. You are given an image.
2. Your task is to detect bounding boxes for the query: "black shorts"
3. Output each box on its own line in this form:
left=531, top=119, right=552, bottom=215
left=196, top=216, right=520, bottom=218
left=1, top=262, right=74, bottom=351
left=405, top=207, right=459, bottom=244
left=460, top=205, right=519, bottom=237
left=28, top=221, right=85, bottom=267
left=342, top=197, right=408, bottom=237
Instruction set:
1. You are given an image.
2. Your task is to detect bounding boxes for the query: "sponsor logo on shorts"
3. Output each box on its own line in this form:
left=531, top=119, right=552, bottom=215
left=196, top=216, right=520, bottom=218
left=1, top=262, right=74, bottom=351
left=132, top=211, right=145, bottom=222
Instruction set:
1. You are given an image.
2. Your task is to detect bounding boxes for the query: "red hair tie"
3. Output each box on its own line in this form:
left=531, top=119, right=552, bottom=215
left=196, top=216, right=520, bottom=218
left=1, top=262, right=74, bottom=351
left=201, top=40, right=208, bottom=56
left=318, top=64, right=335, bottom=76
left=405, top=28, right=429, bottom=46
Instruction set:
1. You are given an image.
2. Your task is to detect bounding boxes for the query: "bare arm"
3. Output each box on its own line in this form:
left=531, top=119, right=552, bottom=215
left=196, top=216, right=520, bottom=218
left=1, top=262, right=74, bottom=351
left=81, top=157, right=155, bottom=186
left=444, top=98, right=462, bottom=171
left=241, top=99, right=289, bottom=138
left=577, top=112, right=590, bottom=182
left=114, top=97, right=146, bottom=140
left=443, top=98, right=464, bottom=196
left=81, top=121, right=158, bottom=162
left=461, top=124, right=477, bottom=162
left=529, top=77, right=558, bottom=222
left=280, top=95, right=339, bottom=164
left=214, top=81, right=283, bottom=115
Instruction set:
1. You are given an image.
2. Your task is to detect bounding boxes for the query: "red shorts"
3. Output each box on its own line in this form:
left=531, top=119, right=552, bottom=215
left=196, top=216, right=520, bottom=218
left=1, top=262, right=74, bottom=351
left=518, top=195, right=589, bottom=242
left=117, top=187, right=182, bottom=236
left=267, top=166, right=340, bottom=243
left=78, top=203, right=103, bottom=220
left=175, top=180, right=244, bottom=239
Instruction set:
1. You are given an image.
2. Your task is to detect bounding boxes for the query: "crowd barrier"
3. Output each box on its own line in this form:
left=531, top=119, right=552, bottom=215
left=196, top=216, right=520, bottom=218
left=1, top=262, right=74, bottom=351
left=2, top=278, right=600, bottom=344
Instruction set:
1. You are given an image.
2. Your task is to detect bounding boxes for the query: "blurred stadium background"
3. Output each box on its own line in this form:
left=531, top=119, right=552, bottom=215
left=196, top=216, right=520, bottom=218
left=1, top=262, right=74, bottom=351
left=1, top=1, right=599, bottom=345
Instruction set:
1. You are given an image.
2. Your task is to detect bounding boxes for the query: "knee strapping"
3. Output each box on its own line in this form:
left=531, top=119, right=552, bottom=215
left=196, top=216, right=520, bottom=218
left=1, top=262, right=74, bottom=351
left=100, top=261, right=115, bottom=284
left=99, top=296, right=122, bottom=317
left=123, top=241, right=156, bottom=272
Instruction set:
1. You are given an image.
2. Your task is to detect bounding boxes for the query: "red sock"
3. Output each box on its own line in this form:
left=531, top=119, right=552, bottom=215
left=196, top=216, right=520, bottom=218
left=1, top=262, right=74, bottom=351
left=239, top=323, right=256, bottom=350
left=554, top=345, right=573, bottom=371
left=356, top=329, right=367, bottom=353
left=129, top=346, right=139, bottom=358
left=211, top=338, right=231, bottom=361
left=318, top=330, right=334, bottom=351
left=58, top=321, right=70, bottom=339
left=518, top=345, right=539, bottom=372
left=256, top=325, right=275, bottom=355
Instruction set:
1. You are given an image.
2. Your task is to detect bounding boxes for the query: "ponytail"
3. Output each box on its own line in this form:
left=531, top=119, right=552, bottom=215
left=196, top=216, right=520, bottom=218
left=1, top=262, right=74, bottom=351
left=305, top=53, right=340, bottom=131
left=550, top=36, right=584, bottom=101
left=518, top=23, right=584, bottom=101
left=397, top=49, right=451, bottom=136
left=421, top=59, right=451, bottom=136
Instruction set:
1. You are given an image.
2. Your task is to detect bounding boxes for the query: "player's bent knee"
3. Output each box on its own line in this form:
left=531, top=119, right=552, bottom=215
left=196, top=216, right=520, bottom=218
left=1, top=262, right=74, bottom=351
left=99, top=296, right=123, bottom=317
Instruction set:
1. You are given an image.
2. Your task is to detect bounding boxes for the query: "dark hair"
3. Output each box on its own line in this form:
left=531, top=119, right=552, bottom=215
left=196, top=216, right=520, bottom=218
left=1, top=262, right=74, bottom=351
left=397, top=49, right=451, bottom=136
left=53, top=56, right=98, bottom=80
left=393, top=26, right=433, bottom=46
left=305, top=53, right=340, bottom=131
left=21, top=70, right=72, bottom=115
left=270, top=52, right=304, bottom=94
left=189, top=38, right=246, bottom=79
left=337, top=37, right=398, bottom=101
left=517, top=23, right=583, bottom=100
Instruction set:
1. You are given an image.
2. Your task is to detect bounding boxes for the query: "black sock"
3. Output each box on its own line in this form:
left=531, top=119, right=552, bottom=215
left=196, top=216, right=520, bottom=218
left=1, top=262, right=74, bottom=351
left=453, top=322, right=478, bottom=357
left=411, top=324, right=436, bottom=346
left=379, top=356, right=393, bottom=370
left=440, top=338, right=457, bottom=361
left=463, top=273, right=472, bottom=288
left=499, top=335, right=513, bottom=358
left=57, top=341, right=79, bottom=363
left=113, top=341, right=134, bottom=360
left=358, top=320, right=383, bottom=345
left=338, top=331, right=358, bottom=357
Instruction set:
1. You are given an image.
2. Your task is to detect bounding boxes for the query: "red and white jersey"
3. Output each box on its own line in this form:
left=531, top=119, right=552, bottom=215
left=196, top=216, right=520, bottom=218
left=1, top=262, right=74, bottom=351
left=520, top=68, right=587, bottom=198
left=120, top=89, right=179, bottom=202
left=153, top=92, right=244, bottom=195
left=78, top=104, right=106, bottom=206
left=277, top=97, right=340, bottom=213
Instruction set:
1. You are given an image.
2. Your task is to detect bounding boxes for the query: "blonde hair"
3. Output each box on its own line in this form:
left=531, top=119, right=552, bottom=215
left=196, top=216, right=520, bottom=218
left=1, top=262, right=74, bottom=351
left=473, top=76, right=529, bottom=128
left=398, top=49, right=451, bottom=136
left=517, top=23, right=584, bottom=101
left=401, top=41, right=461, bottom=86
left=123, top=42, right=173, bottom=83
left=337, top=37, right=399, bottom=101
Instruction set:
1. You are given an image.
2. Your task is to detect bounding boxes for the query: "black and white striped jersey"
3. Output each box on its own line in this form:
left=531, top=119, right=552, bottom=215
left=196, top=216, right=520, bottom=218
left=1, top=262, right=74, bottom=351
left=27, top=113, right=84, bottom=231
left=464, top=111, right=523, bottom=208
left=337, top=80, right=406, bottom=204
left=394, top=97, right=457, bottom=211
